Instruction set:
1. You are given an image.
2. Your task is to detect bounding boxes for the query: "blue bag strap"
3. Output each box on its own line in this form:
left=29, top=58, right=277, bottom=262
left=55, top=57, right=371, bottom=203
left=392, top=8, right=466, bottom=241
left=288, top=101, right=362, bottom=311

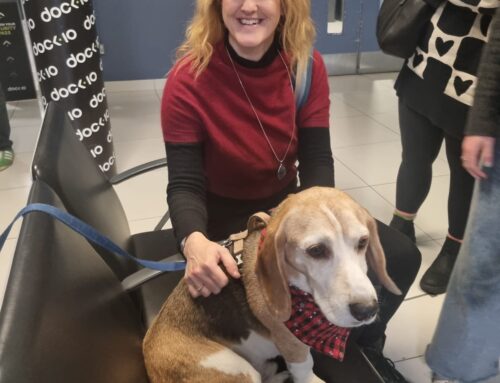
left=0, top=203, right=186, bottom=272
left=295, top=49, right=314, bottom=110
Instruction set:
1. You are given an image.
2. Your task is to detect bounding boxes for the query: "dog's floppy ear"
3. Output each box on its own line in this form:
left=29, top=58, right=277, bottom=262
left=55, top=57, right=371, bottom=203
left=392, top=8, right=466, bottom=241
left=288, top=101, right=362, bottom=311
left=255, top=215, right=292, bottom=322
left=366, top=217, right=402, bottom=295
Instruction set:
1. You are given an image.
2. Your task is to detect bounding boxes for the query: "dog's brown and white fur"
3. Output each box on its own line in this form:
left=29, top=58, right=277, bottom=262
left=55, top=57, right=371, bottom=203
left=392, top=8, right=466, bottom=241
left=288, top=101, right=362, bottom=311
left=143, top=187, right=401, bottom=383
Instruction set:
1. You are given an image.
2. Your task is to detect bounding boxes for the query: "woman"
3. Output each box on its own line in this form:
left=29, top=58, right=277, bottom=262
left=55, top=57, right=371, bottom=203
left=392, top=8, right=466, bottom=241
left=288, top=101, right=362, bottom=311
left=162, top=0, right=420, bottom=381
left=390, top=0, right=499, bottom=295
left=0, top=82, right=14, bottom=171
left=427, top=10, right=500, bottom=383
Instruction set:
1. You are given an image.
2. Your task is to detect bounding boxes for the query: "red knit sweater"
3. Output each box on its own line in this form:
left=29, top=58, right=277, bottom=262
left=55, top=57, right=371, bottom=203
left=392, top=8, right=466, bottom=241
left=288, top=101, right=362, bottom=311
left=161, top=42, right=330, bottom=199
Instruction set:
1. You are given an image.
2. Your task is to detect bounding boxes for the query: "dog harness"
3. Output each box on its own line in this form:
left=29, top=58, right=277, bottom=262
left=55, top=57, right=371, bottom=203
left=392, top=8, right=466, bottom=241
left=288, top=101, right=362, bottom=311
left=222, top=212, right=271, bottom=269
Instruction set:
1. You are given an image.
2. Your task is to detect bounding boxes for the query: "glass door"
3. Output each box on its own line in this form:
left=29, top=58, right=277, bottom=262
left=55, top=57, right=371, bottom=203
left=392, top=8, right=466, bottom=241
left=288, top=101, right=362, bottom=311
left=312, top=0, right=403, bottom=75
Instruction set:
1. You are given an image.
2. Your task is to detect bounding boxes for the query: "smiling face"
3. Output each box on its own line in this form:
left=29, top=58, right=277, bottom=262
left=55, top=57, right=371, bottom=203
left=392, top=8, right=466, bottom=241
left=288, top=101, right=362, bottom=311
left=221, top=0, right=282, bottom=61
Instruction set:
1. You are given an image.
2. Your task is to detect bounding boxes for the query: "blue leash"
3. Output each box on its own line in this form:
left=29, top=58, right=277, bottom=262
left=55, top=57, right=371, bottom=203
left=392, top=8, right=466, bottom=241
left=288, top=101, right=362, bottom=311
left=1, top=53, right=314, bottom=272
left=0, top=203, right=186, bottom=272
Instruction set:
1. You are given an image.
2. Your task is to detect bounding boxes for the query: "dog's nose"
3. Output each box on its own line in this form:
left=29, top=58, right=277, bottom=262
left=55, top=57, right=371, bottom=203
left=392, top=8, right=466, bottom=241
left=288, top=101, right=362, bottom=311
left=349, top=301, right=379, bottom=322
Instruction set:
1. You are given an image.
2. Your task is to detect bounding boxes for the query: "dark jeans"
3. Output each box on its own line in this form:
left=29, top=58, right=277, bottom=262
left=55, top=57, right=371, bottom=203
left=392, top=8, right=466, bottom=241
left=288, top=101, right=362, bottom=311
left=0, top=82, right=13, bottom=151
left=396, top=100, right=474, bottom=239
left=206, top=187, right=422, bottom=348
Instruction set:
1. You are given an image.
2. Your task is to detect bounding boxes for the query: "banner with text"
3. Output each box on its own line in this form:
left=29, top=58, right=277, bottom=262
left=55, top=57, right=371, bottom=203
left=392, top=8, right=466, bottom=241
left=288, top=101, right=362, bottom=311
left=21, top=0, right=115, bottom=175
left=0, top=0, right=36, bottom=101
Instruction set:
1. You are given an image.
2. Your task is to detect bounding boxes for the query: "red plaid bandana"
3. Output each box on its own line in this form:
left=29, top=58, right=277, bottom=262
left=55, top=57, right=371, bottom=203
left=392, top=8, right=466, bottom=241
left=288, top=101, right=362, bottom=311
left=284, top=286, right=351, bottom=361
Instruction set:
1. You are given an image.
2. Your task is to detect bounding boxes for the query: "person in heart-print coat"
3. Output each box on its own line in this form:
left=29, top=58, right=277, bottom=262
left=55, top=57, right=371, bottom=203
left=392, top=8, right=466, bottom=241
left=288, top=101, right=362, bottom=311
left=389, top=0, right=500, bottom=296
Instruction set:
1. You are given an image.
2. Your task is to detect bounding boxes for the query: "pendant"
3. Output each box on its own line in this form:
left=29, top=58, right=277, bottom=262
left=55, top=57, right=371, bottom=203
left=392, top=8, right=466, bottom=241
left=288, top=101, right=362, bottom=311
left=277, top=163, right=287, bottom=181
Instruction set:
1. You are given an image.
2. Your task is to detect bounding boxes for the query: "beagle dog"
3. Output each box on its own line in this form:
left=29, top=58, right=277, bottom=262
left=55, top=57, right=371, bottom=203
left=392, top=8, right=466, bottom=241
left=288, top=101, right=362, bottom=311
left=143, top=187, right=401, bottom=383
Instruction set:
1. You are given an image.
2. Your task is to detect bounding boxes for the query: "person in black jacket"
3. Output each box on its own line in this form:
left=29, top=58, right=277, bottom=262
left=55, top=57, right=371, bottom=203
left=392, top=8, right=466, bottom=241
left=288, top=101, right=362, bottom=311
left=390, top=0, right=499, bottom=295
left=0, top=82, right=14, bottom=171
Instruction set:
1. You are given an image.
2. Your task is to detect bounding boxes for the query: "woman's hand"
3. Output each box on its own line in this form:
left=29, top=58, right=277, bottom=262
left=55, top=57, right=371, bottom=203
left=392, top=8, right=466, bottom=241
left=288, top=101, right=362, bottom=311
left=183, top=231, right=241, bottom=298
left=461, top=135, right=496, bottom=179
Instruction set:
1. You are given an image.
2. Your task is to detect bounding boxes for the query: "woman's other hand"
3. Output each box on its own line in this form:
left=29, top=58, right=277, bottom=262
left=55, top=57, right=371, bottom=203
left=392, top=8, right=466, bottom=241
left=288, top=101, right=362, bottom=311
left=183, top=232, right=241, bottom=298
left=461, top=135, right=496, bottom=179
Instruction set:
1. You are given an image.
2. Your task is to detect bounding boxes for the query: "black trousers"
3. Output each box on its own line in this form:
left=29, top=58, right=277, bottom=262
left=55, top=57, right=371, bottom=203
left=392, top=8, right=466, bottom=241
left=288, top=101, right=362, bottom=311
left=0, top=82, right=13, bottom=151
left=206, top=185, right=421, bottom=348
left=396, top=101, right=475, bottom=239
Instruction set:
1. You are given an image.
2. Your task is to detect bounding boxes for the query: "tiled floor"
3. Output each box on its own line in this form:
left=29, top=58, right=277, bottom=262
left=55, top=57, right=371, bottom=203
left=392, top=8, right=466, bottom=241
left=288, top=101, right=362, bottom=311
left=0, top=73, right=498, bottom=383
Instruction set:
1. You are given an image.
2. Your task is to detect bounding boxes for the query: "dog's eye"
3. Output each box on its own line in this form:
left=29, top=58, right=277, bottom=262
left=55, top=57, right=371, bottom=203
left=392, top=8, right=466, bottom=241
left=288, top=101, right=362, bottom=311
left=357, top=237, right=369, bottom=251
left=306, top=244, right=329, bottom=259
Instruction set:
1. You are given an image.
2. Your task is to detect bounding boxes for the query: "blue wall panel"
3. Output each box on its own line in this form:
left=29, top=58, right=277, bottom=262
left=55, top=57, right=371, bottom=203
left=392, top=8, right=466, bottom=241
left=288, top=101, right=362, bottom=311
left=93, top=0, right=382, bottom=81
left=359, top=0, right=382, bottom=52
left=93, top=0, right=193, bottom=81
left=313, top=0, right=360, bottom=55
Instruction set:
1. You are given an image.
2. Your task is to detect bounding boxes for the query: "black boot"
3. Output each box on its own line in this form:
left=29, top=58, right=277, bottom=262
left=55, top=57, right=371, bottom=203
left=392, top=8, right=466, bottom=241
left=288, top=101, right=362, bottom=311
left=420, top=237, right=460, bottom=295
left=362, top=337, right=409, bottom=383
left=389, top=215, right=416, bottom=243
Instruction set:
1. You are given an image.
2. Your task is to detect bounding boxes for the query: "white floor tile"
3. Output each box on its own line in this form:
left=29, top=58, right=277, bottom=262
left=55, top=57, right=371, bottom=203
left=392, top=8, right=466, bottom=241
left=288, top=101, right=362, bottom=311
left=129, top=216, right=172, bottom=236
left=0, top=189, right=29, bottom=240
left=369, top=112, right=401, bottom=134
left=363, top=72, right=398, bottom=89
left=331, top=115, right=399, bottom=149
left=395, top=357, right=433, bottom=383
left=10, top=125, right=41, bottom=154
left=344, top=186, right=396, bottom=224
left=105, top=79, right=156, bottom=93
left=154, top=77, right=167, bottom=99
left=334, top=159, right=368, bottom=190
left=330, top=98, right=364, bottom=119
left=107, top=91, right=162, bottom=143
left=113, top=167, right=167, bottom=222
left=341, top=89, right=399, bottom=115
left=114, top=138, right=166, bottom=172
left=0, top=238, right=16, bottom=308
left=110, top=113, right=163, bottom=143
left=6, top=101, right=17, bottom=119
left=0, top=152, right=34, bottom=190
left=334, top=141, right=449, bottom=186
left=385, top=294, right=445, bottom=362
left=106, top=89, right=160, bottom=106
left=329, top=75, right=380, bottom=93
left=9, top=99, right=43, bottom=127
left=396, top=356, right=500, bottom=383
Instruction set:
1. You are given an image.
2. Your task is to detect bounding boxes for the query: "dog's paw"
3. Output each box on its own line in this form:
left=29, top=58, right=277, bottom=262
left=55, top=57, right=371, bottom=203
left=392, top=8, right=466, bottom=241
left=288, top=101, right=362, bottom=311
left=261, top=357, right=294, bottom=383
left=266, top=370, right=292, bottom=383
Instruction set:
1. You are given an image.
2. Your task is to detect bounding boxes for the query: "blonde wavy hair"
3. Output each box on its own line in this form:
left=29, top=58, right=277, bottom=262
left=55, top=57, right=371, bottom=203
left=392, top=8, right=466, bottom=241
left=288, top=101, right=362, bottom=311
left=176, top=0, right=316, bottom=88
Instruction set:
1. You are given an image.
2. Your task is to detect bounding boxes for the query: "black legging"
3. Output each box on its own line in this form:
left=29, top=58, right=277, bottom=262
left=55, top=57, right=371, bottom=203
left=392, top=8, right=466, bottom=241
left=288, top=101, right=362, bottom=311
left=396, top=101, right=475, bottom=240
left=206, top=188, right=421, bottom=348
left=0, top=82, right=12, bottom=151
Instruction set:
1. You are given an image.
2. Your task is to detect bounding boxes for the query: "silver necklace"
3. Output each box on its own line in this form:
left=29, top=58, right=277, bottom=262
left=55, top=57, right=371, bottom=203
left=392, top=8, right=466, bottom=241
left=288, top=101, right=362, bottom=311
left=225, top=46, right=295, bottom=181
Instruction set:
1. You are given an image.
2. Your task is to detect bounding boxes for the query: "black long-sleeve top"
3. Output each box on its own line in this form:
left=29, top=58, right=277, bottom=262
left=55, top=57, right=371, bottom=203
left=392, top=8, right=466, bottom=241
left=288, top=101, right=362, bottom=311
left=163, top=42, right=334, bottom=244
